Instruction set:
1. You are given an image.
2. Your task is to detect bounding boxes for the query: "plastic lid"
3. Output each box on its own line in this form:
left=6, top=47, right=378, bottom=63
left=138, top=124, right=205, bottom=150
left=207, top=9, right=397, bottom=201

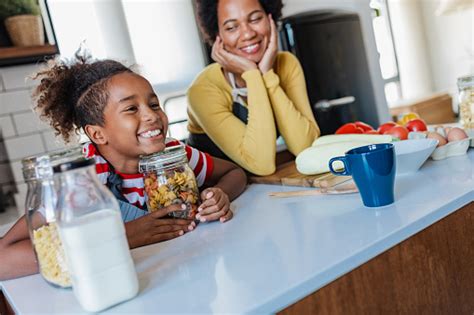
left=138, top=144, right=187, bottom=173
left=53, top=157, right=95, bottom=173
left=22, top=146, right=83, bottom=180
left=457, top=75, right=474, bottom=89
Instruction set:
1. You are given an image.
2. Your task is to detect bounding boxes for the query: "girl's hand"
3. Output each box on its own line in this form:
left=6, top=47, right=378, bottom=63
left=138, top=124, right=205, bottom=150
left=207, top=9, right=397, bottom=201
left=212, top=36, right=258, bottom=75
left=196, top=187, right=233, bottom=223
left=258, top=15, right=278, bottom=74
left=125, top=203, right=195, bottom=249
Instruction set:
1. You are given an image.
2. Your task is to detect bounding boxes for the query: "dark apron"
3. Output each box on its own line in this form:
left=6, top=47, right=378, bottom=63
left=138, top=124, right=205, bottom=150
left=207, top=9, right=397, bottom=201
left=187, top=102, right=248, bottom=161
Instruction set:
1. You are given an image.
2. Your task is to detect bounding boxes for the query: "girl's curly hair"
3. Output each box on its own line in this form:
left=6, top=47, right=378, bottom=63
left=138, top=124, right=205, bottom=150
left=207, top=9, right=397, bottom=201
left=195, top=0, right=284, bottom=44
left=32, top=51, right=132, bottom=143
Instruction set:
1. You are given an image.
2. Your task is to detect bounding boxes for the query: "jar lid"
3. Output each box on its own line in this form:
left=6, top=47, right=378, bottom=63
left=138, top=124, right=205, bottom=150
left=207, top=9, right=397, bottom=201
left=457, top=75, right=474, bottom=89
left=138, top=144, right=187, bottom=173
left=22, top=146, right=83, bottom=180
left=53, top=157, right=95, bottom=173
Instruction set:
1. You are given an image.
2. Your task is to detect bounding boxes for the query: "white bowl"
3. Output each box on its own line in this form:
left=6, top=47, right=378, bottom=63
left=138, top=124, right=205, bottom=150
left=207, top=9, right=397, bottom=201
left=393, top=139, right=438, bottom=174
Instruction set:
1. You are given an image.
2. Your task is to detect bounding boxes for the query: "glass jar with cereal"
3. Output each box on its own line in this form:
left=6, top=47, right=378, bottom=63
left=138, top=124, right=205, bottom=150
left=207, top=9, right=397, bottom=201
left=22, top=147, right=82, bottom=288
left=139, top=145, right=200, bottom=219
left=457, top=75, right=474, bottom=131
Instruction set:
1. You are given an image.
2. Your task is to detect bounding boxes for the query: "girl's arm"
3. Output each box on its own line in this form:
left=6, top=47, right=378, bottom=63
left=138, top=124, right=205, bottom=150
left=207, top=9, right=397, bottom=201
left=198, top=158, right=247, bottom=223
left=0, top=216, right=38, bottom=280
left=264, top=52, right=320, bottom=156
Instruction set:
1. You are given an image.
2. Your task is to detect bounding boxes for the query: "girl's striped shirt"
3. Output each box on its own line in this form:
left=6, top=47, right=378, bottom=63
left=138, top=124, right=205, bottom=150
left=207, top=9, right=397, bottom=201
left=82, top=139, right=214, bottom=209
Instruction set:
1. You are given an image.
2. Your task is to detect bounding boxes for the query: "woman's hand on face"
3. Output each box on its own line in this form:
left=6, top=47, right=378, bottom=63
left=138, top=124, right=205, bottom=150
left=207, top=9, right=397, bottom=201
left=196, top=187, right=233, bottom=223
left=212, top=36, right=258, bottom=75
left=125, top=203, right=195, bottom=249
left=258, top=15, right=278, bottom=74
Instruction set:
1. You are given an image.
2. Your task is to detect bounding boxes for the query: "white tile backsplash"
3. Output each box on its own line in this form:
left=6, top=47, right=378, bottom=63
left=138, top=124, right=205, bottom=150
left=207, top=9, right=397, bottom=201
left=0, top=162, right=14, bottom=185
left=13, top=111, right=48, bottom=135
left=0, top=64, right=38, bottom=90
left=4, top=134, right=45, bottom=161
left=41, top=130, right=68, bottom=152
left=13, top=182, right=28, bottom=216
left=0, top=90, right=33, bottom=115
left=0, top=115, right=16, bottom=138
left=10, top=160, right=23, bottom=184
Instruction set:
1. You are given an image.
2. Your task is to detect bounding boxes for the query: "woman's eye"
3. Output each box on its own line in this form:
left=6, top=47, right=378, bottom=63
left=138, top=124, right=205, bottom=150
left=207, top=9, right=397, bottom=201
left=150, top=103, right=161, bottom=110
left=226, top=25, right=237, bottom=32
left=250, top=16, right=263, bottom=23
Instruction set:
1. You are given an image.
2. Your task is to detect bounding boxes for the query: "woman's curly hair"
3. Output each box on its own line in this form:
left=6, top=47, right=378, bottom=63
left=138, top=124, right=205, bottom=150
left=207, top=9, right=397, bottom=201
left=32, top=51, right=132, bottom=143
left=194, top=0, right=283, bottom=44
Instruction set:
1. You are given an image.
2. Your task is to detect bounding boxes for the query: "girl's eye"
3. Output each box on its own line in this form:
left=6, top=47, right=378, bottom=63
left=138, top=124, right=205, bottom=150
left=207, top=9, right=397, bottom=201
left=250, top=16, right=263, bottom=23
left=150, top=103, right=161, bottom=110
left=125, top=105, right=137, bottom=112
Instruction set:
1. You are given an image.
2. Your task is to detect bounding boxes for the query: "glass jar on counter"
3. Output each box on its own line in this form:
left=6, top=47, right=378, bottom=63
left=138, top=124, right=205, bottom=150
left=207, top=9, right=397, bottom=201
left=54, top=157, right=138, bottom=312
left=457, top=75, right=474, bottom=130
left=139, top=145, right=200, bottom=219
left=22, top=146, right=83, bottom=288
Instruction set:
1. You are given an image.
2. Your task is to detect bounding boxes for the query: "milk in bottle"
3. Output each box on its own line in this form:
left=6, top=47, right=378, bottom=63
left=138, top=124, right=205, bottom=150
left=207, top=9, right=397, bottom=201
left=54, top=158, right=138, bottom=312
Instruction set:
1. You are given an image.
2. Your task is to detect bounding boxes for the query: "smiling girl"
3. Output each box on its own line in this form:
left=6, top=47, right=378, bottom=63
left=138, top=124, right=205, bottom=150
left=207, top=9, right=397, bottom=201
left=187, top=0, right=320, bottom=176
left=0, top=54, right=246, bottom=280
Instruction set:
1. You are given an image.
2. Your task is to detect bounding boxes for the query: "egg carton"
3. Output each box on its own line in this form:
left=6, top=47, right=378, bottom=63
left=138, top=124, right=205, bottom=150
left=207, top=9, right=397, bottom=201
left=467, top=129, right=474, bottom=148
left=408, top=131, right=472, bottom=160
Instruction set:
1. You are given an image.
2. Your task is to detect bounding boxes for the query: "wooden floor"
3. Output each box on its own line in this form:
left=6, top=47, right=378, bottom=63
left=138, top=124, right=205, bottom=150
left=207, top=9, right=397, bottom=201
left=279, top=202, right=474, bottom=315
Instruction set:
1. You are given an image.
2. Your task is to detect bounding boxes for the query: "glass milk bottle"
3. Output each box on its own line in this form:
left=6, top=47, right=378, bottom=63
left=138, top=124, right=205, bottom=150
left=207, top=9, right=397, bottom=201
left=54, top=157, right=138, bottom=312
left=22, top=147, right=82, bottom=288
left=139, top=144, right=200, bottom=219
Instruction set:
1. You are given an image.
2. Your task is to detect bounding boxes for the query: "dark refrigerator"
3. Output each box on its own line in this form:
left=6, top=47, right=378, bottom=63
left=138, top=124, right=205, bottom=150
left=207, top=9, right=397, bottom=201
left=280, top=10, right=379, bottom=135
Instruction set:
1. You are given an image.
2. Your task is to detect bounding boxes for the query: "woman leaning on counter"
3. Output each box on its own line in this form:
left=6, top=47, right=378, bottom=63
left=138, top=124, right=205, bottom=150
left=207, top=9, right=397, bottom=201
left=187, top=0, right=320, bottom=176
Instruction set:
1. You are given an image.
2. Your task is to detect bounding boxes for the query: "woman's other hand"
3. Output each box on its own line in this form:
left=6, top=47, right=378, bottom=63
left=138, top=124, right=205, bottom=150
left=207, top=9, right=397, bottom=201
left=258, top=15, right=278, bottom=74
left=196, top=187, right=233, bottom=223
left=125, top=203, right=195, bottom=249
left=212, top=36, right=258, bottom=75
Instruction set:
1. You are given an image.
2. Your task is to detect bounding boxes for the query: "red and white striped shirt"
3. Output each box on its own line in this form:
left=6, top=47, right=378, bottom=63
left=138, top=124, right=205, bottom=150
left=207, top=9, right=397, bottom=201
left=82, top=139, right=214, bottom=209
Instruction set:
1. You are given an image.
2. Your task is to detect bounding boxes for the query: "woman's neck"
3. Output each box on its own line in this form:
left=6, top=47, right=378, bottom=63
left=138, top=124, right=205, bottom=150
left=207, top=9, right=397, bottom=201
left=224, top=69, right=246, bottom=89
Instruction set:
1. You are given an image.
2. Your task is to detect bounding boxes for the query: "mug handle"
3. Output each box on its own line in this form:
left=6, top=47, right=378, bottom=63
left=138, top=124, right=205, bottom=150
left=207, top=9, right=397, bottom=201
left=328, top=156, right=351, bottom=176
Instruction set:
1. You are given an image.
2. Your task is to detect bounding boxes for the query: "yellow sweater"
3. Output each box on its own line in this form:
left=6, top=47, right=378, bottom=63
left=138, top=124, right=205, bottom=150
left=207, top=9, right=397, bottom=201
left=187, top=52, right=320, bottom=175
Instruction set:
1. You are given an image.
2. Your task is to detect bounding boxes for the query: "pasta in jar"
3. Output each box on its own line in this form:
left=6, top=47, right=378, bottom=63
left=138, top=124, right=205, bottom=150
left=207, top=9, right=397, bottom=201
left=140, top=145, right=200, bottom=219
left=32, top=222, right=71, bottom=287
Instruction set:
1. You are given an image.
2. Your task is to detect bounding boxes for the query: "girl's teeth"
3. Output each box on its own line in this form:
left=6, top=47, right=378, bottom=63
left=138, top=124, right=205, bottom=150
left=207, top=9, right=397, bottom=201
left=141, top=129, right=161, bottom=138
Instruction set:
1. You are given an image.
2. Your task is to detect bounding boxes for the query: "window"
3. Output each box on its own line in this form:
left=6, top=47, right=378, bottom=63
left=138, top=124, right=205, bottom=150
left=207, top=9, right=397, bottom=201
left=47, top=0, right=204, bottom=141
left=370, top=0, right=402, bottom=106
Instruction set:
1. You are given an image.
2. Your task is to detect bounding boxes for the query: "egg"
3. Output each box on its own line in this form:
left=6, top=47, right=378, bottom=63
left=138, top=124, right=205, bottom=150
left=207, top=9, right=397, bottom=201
left=426, top=131, right=447, bottom=147
left=446, top=127, right=468, bottom=142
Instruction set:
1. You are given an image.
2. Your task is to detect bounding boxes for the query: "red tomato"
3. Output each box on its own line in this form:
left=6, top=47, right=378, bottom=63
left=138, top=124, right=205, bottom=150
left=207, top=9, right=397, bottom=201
left=364, top=130, right=379, bottom=134
left=405, top=118, right=427, bottom=132
left=383, top=126, right=409, bottom=140
left=377, top=122, right=397, bottom=134
left=335, top=123, right=364, bottom=134
left=354, top=121, right=374, bottom=132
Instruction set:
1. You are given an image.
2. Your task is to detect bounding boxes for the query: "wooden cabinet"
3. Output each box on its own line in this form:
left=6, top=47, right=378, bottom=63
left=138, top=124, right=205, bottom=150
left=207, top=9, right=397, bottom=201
left=279, top=202, right=474, bottom=315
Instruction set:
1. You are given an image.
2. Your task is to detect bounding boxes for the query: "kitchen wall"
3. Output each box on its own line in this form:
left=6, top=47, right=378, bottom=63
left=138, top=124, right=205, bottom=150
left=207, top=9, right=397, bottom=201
left=421, top=2, right=473, bottom=96
left=282, top=0, right=391, bottom=123
left=388, top=0, right=473, bottom=105
left=0, top=64, right=71, bottom=216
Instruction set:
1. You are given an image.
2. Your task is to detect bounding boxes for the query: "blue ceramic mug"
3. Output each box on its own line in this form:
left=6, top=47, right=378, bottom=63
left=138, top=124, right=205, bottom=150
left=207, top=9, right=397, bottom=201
left=329, top=143, right=396, bottom=207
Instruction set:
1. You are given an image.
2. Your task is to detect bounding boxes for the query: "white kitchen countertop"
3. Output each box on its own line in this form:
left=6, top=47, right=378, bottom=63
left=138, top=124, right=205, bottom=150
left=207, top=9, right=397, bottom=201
left=1, top=150, right=473, bottom=314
